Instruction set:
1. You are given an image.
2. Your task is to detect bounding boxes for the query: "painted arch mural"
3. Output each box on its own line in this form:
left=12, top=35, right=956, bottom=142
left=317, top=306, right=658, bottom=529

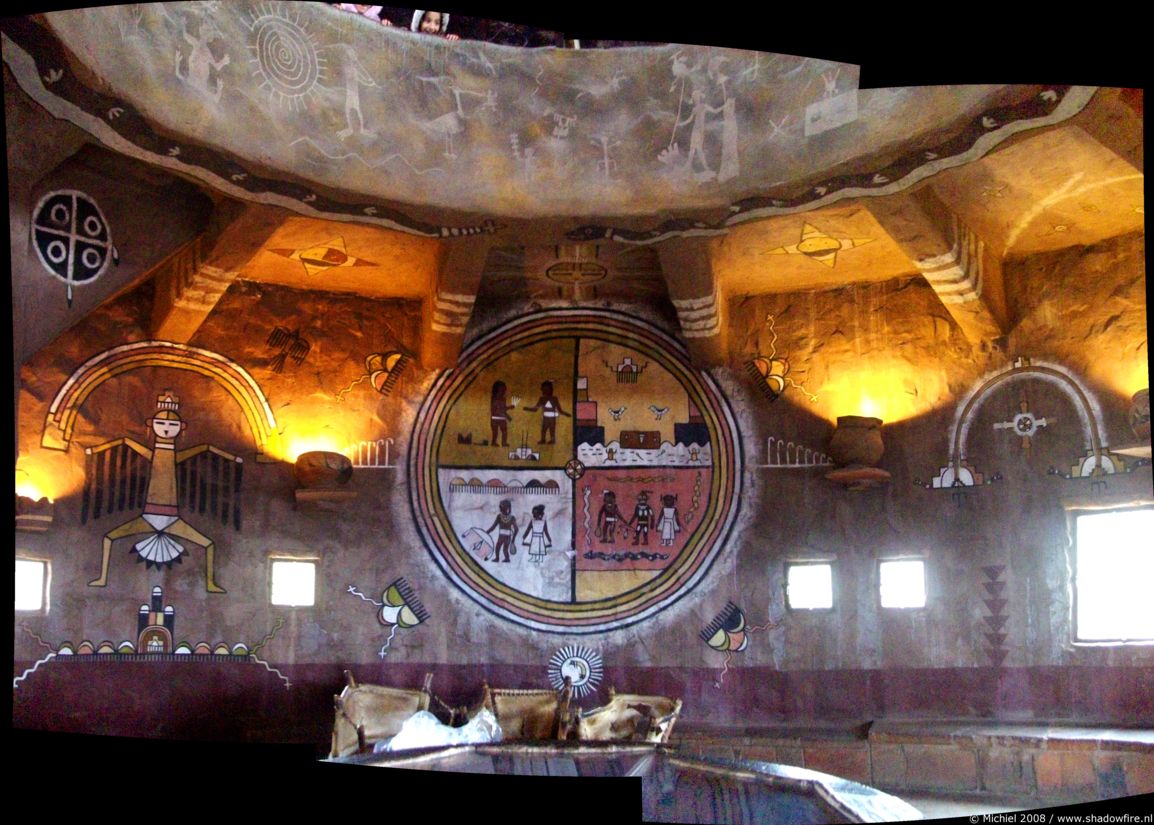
left=411, top=311, right=741, bottom=632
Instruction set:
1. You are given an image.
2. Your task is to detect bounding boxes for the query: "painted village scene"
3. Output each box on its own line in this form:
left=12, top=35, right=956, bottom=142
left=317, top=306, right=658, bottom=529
left=7, top=4, right=1152, bottom=809
left=434, top=331, right=718, bottom=605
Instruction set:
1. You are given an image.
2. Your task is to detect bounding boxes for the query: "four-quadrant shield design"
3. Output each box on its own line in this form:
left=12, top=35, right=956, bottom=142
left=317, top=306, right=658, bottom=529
left=411, top=312, right=740, bottom=633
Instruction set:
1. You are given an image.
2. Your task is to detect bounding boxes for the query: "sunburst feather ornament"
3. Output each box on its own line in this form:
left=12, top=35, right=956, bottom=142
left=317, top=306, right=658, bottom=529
left=700, top=602, right=784, bottom=687
left=336, top=351, right=411, bottom=402
left=547, top=645, right=604, bottom=698
left=347, top=578, right=429, bottom=659
left=700, top=601, right=749, bottom=651
left=377, top=577, right=430, bottom=630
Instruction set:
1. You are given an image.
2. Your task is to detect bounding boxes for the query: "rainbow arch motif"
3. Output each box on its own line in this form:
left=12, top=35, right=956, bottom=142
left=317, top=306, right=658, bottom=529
left=41, top=341, right=278, bottom=457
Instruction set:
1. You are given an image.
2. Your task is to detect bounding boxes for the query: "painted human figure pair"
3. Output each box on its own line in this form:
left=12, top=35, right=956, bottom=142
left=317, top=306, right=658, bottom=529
left=624, top=492, right=681, bottom=547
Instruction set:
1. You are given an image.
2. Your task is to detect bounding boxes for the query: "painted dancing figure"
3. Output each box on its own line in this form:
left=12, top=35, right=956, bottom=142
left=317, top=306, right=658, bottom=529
left=524, top=380, right=571, bottom=445
left=657, top=493, right=681, bottom=546
left=485, top=499, right=518, bottom=562
left=85, top=391, right=241, bottom=593
left=489, top=380, right=516, bottom=447
left=522, top=504, right=552, bottom=563
left=627, top=491, right=653, bottom=546
left=597, top=490, right=622, bottom=544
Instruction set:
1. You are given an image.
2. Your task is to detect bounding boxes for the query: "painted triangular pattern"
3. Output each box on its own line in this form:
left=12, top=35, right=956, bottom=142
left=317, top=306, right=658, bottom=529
left=984, top=598, right=1008, bottom=614
left=983, top=581, right=1006, bottom=597
left=984, top=615, right=1009, bottom=631
left=984, top=632, right=1008, bottom=647
left=982, top=565, right=1006, bottom=580
left=986, top=648, right=1008, bottom=666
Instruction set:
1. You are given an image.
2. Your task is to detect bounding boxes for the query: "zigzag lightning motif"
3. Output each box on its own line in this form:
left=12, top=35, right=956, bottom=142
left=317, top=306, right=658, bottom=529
left=378, top=624, right=398, bottom=658
left=250, top=616, right=286, bottom=657
left=335, top=373, right=369, bottom=402
left=582, top=486, right=592, bottom=548
left=20, top=622, right=53, bottom=651
left=347, top=584, right=383, bottom=606
left=13, top=652, right=56, bottom=689
left=249, top=654, right=292, bottom=689
left=714, top=651, right=733, bottom=688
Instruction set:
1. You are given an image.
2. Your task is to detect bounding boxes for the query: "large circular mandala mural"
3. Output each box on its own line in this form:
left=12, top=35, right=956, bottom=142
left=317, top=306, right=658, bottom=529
left=411, top=311, right=741, bottom=633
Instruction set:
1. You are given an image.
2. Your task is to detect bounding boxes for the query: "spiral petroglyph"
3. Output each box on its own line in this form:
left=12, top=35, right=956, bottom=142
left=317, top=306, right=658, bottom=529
left=247, top=4, right=325, bottom=109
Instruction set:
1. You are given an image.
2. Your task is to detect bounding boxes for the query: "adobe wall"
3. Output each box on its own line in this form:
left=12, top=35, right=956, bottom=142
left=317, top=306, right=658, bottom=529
left=13, top=234, right=1152, bottom=747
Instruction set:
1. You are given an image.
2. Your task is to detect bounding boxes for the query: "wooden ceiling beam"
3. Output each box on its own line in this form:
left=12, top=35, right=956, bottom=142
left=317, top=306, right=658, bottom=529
left=868, top=188, right=1007, bottom=349
left=655, top=236, right=728, bottom=369
left=150, top=201, right=286, bottom=342
left=419, top=234, right=495, bottom=369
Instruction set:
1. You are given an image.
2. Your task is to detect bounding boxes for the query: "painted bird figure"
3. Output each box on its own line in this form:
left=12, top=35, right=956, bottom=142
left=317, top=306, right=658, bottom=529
left=649, top=405, right=670, bottom=420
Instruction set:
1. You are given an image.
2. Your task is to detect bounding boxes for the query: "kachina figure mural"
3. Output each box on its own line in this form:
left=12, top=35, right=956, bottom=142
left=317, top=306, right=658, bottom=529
left=82, top=390, right=243, bottom=593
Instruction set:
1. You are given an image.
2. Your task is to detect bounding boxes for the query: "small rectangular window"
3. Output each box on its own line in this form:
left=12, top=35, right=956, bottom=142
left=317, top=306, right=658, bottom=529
left=1074, top=508, right=1154, bottom=643
left=269, top=559, right=317, bottom=607
left=879, top=559, right=926, bottom=608
left=15, top=558, right=48, bottom=612
left=786, top=562, right=833, bottom=610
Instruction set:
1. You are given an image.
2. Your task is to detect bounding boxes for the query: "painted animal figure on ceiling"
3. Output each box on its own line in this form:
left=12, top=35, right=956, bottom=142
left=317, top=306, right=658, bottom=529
left=82, top=390, right=243, bottom=593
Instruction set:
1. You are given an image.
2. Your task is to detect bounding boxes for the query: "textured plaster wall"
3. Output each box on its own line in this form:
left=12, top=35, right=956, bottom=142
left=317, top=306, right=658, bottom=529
left=13, top=236, right=1153, bottom=739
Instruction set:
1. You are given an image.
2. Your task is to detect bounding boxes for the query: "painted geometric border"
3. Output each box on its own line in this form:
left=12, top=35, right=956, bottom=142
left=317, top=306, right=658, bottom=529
left=409, top=310, right=742, bottom=633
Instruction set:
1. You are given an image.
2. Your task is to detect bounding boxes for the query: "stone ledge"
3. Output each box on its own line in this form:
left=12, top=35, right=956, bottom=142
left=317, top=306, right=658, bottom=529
left=673, top=721, right=1154, bottom=801
left=869, top=721, right=1154, bottom=753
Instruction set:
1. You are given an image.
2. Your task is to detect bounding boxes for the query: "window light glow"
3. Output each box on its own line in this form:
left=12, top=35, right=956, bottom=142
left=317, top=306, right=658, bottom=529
left=786, top=563, right=833, bottom=610
left=15, top=559, right=47, bottom=611
left=879, top=560, right=926, bottom=608
left=1075, top=509, right=1154, bottom=642
left=270, top=560, right=317, bottom=607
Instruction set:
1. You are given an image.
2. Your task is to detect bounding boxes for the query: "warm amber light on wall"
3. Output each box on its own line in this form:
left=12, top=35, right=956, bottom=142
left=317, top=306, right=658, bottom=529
left=810, top=358, right=949, bottom=424
left=282, top=433, right=346, bottom=463
left=15, top=472, right=47, bottom=502
left=15, top=453, right=84, bottom=502
left=1112, top=359, right=1150, bottom=399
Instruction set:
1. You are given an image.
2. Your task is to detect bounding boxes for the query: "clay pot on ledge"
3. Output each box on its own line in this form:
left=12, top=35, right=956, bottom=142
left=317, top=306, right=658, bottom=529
left=293, top=451, right=358, bottom=503
left=294, top=451, right=353, bottom=487
left=1130, top=389, right=1150, bottom=442
left=827, top=416, right=885, bottom=468
left=825, top=416, right=890, bottom=490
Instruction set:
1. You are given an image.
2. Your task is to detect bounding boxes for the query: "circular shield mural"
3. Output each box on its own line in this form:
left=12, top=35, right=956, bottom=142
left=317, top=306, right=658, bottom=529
left=31, top=190, right=116, bottom=304
left=411, top=311, right=740, bottom=633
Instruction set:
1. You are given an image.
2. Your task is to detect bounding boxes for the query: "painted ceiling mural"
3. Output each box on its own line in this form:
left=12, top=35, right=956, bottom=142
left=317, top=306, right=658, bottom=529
left=2, top=5, right=1094, bottom=236
left=410, top=311, right=741, bottom=633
